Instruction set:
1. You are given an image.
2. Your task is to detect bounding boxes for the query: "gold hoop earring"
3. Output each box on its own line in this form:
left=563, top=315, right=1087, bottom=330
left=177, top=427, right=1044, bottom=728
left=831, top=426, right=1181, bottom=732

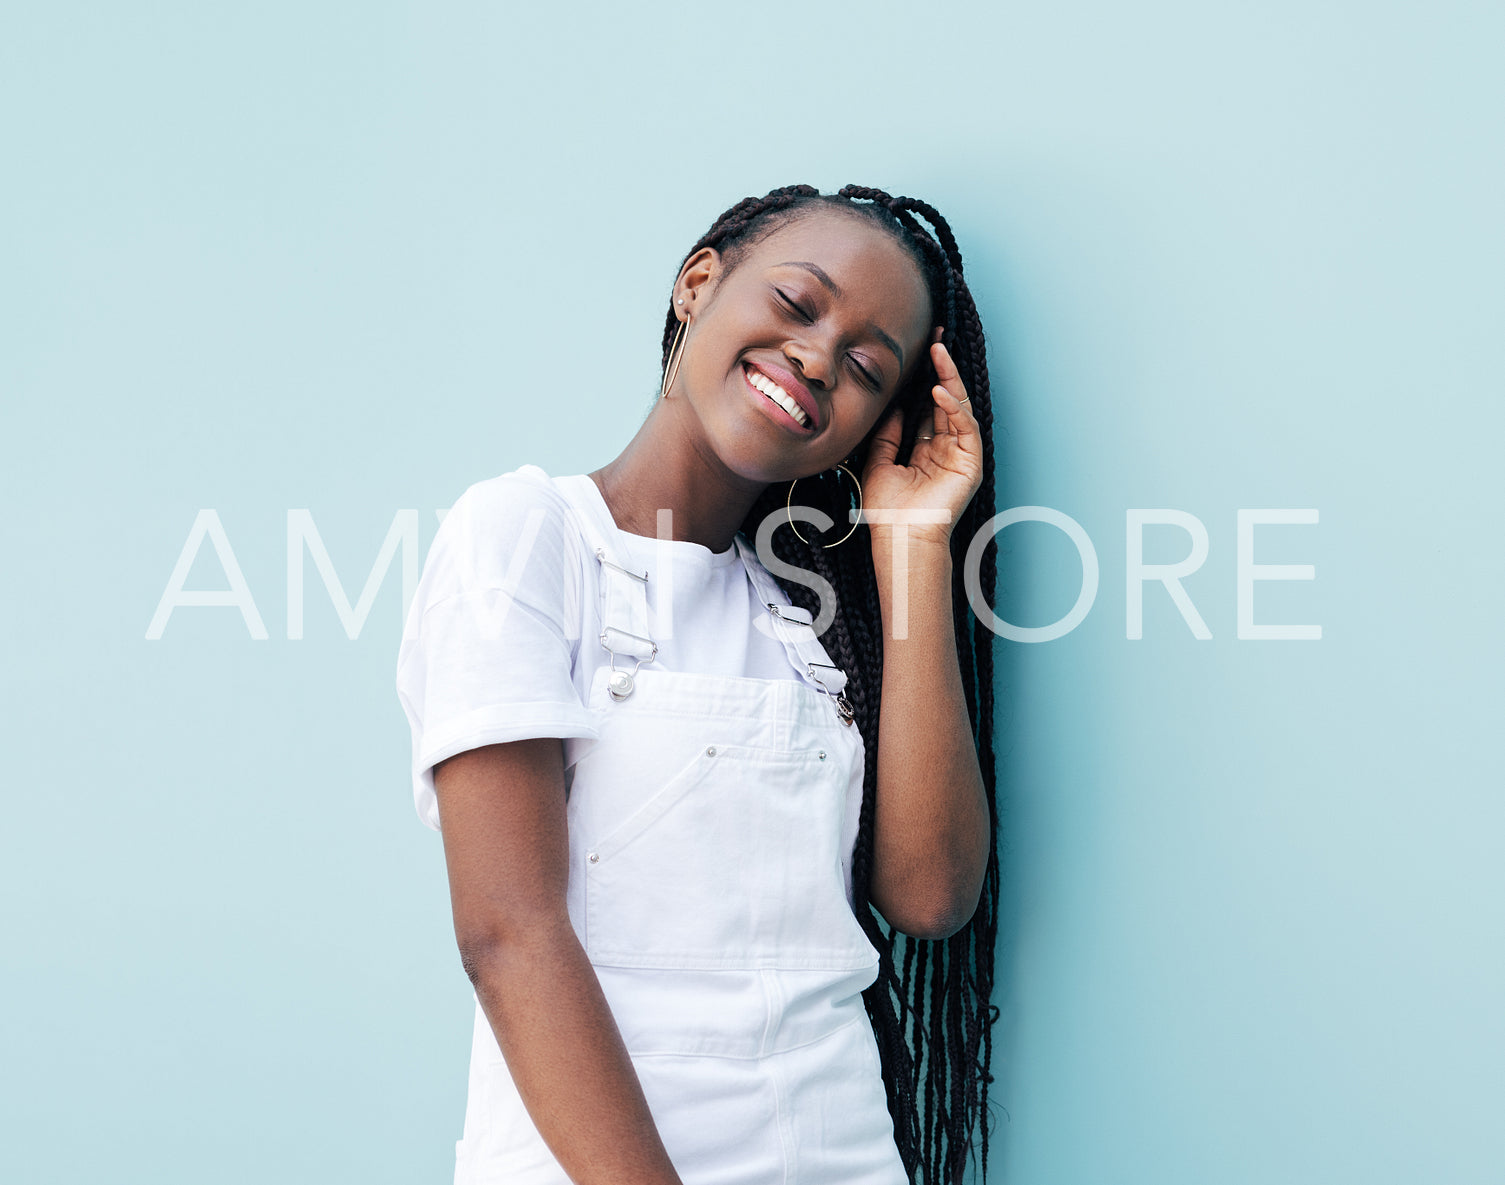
left=660, top=319, right=688, bottom=399
left=786, top=463, right=863, bottom=548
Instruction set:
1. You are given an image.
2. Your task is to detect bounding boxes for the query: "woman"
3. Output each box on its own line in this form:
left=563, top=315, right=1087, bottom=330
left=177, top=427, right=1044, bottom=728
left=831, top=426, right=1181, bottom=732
left=396, top=184, right=1000, bottom=1185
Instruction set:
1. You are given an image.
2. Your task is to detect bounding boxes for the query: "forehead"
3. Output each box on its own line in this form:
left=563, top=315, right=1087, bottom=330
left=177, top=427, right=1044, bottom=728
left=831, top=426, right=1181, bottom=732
left=735, top=211, right=932, bottom=346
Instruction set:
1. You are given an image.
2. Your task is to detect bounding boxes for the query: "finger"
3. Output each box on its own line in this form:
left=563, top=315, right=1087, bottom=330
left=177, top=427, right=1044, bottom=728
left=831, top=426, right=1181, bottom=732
left=929, top=343, right=975, bottom=427
left=930, top=325, right=945, bottom=346
left=932, top=382, right=979, bottom=444
left=866, top=404, right=903, bottom=469
left=915, top=400, right=938, bottom=445
left=930, top=341, right=966, bottom=402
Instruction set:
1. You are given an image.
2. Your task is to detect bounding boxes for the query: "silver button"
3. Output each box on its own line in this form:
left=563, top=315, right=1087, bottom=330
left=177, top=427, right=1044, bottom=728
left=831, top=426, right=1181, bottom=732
left=706, top=745, right=717, bottom=757
left=587, top=852, right=599, bottom=864
left=818, top=750, right=826, bottom=760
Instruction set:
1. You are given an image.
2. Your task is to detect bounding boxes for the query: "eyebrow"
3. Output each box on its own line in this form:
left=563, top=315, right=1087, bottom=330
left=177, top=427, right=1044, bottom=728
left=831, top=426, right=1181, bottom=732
left=774, top=261, right=906, bottom=370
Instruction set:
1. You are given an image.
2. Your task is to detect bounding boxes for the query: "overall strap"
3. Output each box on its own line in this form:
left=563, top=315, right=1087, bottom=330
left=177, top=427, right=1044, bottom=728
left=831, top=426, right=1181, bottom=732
left=733, top=536, right=854, bottom=726
left=554, top=475, right=655, bottom=701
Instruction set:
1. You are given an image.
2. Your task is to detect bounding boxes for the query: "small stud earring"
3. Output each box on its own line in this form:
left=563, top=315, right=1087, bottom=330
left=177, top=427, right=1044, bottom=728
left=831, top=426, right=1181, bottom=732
left=676, top=298, right=684, bottom=305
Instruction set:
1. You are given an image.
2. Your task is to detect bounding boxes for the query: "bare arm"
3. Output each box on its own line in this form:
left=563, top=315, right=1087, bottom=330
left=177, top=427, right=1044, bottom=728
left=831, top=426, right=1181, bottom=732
left=861, top=336, right=991, bottom=940
left=434, top=737, right=682, bottom=1185
left=867, top=531, right=990, bottom=939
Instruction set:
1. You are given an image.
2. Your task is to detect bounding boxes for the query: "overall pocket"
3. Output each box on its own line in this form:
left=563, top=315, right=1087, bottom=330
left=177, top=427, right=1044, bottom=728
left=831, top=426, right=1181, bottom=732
left=580, top=742, right=872, bottom=971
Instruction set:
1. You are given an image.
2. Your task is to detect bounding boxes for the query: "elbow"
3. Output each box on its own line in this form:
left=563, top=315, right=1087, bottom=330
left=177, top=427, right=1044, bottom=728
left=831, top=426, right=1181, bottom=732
left=877, top=875, right=983, bottom=941
left=895, top=892, right=981, bottom=941
left=453, top=908, right=574, bottom=990
left=455, top=924, right=513, bottom=991
left=874, top=830, right=989, bottom=941
left=456, top=930, right=500, bottom=990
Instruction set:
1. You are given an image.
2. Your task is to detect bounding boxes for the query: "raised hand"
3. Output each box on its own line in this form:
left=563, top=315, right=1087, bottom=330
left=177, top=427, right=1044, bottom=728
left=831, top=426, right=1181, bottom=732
left=861, top=330, right=983, bottom=546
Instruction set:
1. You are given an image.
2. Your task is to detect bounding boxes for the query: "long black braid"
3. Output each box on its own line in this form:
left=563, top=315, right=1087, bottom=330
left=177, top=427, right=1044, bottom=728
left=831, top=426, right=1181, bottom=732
left=660, top=185, right=1002, bottom=1183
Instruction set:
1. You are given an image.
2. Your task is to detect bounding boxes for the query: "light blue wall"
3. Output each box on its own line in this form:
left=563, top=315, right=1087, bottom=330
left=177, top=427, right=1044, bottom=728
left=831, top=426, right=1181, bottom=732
left=3, top=2, right=1500, bottom=1182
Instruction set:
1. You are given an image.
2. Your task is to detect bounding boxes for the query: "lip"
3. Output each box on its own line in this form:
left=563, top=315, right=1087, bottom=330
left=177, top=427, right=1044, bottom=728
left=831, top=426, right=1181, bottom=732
left=742, top=360, right=822, bottom=432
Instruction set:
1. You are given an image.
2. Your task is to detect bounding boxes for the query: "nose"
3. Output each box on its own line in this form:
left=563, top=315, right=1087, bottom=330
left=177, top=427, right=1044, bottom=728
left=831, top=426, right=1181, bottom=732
left=785, top=336, right=835, bottom=391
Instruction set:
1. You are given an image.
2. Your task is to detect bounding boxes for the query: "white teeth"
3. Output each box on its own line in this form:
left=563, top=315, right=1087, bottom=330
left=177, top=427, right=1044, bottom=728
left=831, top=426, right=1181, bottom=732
left=748, top=368, right=808, bottom=426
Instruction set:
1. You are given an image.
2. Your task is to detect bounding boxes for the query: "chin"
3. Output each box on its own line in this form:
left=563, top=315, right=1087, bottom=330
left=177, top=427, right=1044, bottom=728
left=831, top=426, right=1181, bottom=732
left=719, top=448, right=801, bottom=488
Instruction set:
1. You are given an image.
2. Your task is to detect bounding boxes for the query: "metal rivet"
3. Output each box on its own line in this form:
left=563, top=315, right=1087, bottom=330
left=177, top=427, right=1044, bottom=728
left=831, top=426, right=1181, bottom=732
left=706, top=745, right=717, bottom=757
left=587, top=852, right=599, bottom=864
left=818, top=750, right=826, bottom=760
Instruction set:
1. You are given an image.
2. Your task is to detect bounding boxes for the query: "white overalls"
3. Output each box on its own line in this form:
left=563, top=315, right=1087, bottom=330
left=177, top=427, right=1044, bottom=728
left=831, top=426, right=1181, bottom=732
left=454, top=474, right=907, bottom=1185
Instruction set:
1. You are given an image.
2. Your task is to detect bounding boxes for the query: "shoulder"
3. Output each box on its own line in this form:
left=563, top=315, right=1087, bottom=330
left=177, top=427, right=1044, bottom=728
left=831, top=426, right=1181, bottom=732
left=420, top=465, right=589, bottom=611
left=445, top=463, right=586, bottom=554
left=445, top=464, right=577, bottom=539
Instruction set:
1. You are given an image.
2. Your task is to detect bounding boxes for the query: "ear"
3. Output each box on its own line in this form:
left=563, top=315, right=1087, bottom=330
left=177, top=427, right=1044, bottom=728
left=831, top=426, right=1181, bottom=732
left=672, top=247, right=721, bottom=318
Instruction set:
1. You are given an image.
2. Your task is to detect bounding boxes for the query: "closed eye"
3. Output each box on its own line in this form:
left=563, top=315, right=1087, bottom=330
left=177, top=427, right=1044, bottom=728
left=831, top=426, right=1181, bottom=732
left=775, top=288, right=812, bottom=321
left=848, top=357, right=880, bottom=390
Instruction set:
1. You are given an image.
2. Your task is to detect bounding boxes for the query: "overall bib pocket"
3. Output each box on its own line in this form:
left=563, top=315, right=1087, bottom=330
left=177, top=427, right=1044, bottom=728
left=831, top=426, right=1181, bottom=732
left=581, top=741, right=871, bottom=971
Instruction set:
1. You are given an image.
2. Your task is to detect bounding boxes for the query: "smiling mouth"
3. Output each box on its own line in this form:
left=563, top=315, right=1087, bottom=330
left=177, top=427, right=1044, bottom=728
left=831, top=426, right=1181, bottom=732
left=743, top=364, right=811, bottom=429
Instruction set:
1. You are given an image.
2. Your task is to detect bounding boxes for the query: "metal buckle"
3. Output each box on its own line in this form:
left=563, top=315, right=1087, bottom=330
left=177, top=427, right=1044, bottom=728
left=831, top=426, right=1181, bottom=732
left=595, top=547, right=647, bottom=582
left=766, top=602, right=816, bottom=648
left=593, top=547, right=652, bottom=700
left=600, top=629, right=657, bottom=701
left=806, top=662, right=855, bottom=726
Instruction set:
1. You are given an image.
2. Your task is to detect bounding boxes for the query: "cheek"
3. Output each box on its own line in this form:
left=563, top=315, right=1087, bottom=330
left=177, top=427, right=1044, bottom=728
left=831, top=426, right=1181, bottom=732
left=852, top=408, right=888, bottom=444
left=685, top=315, right=751, bottom=378
left=827, top=406, right=891, bottom=463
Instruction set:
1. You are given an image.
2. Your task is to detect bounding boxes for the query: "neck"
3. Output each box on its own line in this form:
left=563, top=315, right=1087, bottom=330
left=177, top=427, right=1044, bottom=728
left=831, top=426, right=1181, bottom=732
left=590, top=400, right=766, bottom=553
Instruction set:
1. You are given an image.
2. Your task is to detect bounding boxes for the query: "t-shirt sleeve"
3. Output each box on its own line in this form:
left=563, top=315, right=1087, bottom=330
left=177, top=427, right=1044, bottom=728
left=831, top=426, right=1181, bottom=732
left=395, top=471, right=597, bottom=831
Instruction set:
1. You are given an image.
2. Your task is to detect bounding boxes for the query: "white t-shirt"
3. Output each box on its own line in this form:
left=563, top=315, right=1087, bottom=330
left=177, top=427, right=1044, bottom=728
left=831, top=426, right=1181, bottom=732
left=395, top=464, right=802, bottom=831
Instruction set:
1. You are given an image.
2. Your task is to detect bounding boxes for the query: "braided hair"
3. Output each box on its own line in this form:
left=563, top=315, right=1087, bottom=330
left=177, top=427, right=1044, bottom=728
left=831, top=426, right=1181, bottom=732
left=660, top=185, right=1001, bottom=1183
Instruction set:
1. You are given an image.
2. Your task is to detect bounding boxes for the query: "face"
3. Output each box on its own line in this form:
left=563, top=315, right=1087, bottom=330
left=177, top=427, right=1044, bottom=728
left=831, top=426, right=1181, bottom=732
left=667, top=210, right=933, bottom=484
